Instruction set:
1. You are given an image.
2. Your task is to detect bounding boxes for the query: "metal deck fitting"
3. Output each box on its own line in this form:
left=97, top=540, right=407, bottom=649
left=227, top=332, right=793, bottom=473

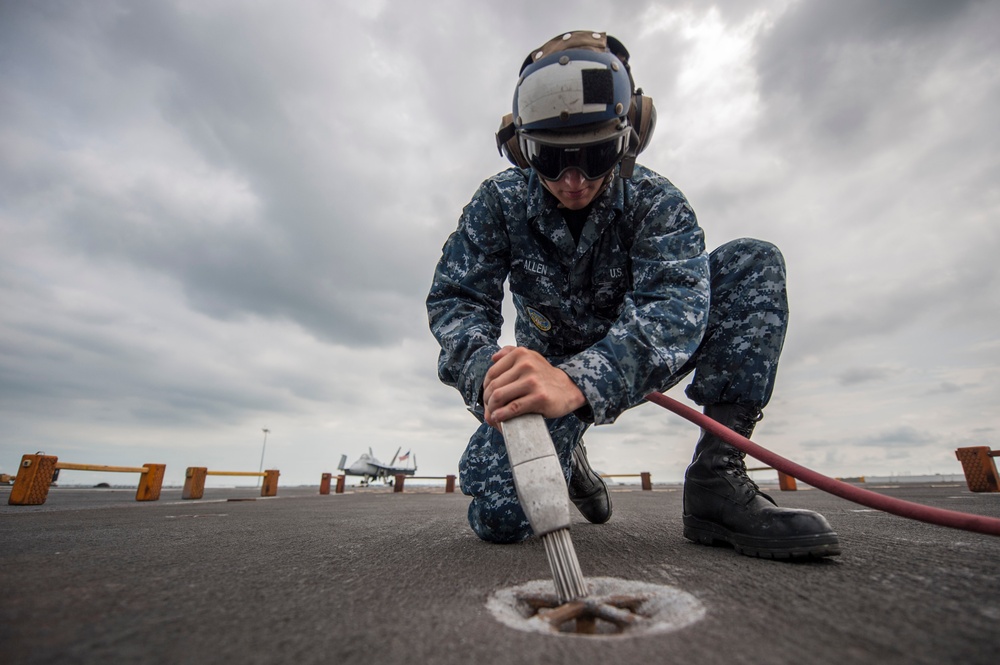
left=488, top=577, right=705, bottom=639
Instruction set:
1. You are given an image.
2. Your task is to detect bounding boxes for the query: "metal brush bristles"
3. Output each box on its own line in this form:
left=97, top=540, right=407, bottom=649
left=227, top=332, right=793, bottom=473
left=541, top=528, right=588, bottom=602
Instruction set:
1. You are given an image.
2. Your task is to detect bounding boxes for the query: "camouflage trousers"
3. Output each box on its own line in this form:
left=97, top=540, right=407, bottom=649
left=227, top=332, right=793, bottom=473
left=459, top=238, right=789, bottom=543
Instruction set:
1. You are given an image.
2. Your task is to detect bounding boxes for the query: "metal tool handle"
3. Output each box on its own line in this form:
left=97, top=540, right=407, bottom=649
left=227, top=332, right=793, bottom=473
left=500, top=414, right=571, bottom=537
left=501, top=414, right=588, bottom=601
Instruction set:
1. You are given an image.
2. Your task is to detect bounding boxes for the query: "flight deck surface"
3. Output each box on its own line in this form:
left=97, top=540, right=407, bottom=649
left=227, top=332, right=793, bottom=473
left=2, top=482, right=997, bottom=664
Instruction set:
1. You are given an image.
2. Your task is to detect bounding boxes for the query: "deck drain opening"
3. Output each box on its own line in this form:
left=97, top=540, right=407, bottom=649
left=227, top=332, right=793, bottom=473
left=521, top=594, right=647, bottom=635
left=488, top=577, right=706, bottom=639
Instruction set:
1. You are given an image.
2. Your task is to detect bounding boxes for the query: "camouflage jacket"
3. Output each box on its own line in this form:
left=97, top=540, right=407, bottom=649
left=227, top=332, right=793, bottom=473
left=426, top=165, right=710, bottom=425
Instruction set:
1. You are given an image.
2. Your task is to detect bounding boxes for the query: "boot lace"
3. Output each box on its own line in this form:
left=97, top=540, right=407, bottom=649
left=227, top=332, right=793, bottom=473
left=732, top=407, right=763, bottom=439
left=721, top=449, right=761, bottom=492
left=724, top=407, right=763, bottom=492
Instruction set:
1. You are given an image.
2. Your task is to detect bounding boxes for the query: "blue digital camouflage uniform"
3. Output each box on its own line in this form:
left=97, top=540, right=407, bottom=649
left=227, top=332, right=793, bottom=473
left=426, top=164, right=788, bottom=543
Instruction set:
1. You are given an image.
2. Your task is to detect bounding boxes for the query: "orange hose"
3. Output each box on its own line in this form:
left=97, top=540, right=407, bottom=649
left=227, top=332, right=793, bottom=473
left=646, top=391, right=1000, bottom=537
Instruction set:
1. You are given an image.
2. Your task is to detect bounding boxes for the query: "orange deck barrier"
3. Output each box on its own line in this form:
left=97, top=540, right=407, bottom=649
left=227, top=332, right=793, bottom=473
left=319, top=473, right=374, bottom=494
left=8, top=454, right=166, bottom=506
left=182, top=467, right=279, bottom=499
left=392, top=475, right=457, bottom=493
left=747, top=466, right=798, bottom=491
left=600, top=472, right=653, bottom=490
left=955, top=446, right=1000, bottom=493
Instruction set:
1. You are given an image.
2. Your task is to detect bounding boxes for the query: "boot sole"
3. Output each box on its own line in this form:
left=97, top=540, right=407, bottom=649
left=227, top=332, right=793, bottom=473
left=683, top=515, right=841, bottom=560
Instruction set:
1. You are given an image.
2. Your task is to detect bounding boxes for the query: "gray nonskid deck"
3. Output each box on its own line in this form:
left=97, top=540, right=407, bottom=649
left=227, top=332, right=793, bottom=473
left=2, top=483, right=998, bottom=664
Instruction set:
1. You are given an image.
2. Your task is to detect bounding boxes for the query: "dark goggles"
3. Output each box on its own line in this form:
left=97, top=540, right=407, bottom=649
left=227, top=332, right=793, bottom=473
left=520, top=132, right=629, bottom=181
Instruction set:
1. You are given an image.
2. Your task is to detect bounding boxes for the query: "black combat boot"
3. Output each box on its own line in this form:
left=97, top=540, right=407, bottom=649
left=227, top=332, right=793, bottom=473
left=568, top=442, right=612, bottom=524
left=683, top=404, right=840, bottom=559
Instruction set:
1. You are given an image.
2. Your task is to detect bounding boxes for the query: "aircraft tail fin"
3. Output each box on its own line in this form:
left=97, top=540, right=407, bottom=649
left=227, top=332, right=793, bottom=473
left=337, top=454, right=347, bottom=471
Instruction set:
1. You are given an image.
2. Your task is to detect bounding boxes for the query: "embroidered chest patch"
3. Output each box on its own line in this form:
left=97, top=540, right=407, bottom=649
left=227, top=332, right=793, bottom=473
left=526, top=307, right=552, bottom=333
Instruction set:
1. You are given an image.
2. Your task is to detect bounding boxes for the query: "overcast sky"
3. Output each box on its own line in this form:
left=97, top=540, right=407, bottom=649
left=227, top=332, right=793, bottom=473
left=2, top=0, right=997, bottom=489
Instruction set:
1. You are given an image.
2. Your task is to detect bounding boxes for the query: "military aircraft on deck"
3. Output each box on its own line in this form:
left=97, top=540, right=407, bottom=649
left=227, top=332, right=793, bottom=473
left=337, top=447, right=417, bottom=485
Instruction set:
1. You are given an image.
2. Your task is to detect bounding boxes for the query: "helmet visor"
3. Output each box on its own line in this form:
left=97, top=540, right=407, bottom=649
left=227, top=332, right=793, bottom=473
left=520, top=129, right=629, bottom=181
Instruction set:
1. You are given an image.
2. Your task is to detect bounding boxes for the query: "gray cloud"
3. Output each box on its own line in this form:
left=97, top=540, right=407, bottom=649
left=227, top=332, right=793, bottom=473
left=755, top=0, right=983, bottom=148
left=837, top=366, right=900, bottom=386
left=926, top=382, right=964, bottom=395
left=1, top=1, right=997, bottom=485
left=859, top=426, right=936, bottom=448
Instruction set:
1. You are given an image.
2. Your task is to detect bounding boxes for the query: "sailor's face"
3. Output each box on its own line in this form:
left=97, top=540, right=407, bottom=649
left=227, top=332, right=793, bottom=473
left=541, top=168, right=603, bottom=210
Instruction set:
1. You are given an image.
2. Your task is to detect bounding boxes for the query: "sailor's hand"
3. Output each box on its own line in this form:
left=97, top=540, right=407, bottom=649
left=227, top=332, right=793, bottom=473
left=483, top=346, right=587, bottom=428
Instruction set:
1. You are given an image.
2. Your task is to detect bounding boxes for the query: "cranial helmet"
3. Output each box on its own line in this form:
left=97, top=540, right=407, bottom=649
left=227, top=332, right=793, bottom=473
left=496, top=31, right=657, bottom=180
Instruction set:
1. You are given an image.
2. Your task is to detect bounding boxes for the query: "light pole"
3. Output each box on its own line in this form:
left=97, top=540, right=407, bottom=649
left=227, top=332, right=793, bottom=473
left=257, top=428, right=269, bottom=487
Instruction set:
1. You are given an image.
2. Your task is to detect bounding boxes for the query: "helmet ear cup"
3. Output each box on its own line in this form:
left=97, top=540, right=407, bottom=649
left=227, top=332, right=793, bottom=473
left=628, top=93, right=656, bottom=156
left=618, top=93, right=656, bottom=179
left=496, top=113, right=530, bottom=169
